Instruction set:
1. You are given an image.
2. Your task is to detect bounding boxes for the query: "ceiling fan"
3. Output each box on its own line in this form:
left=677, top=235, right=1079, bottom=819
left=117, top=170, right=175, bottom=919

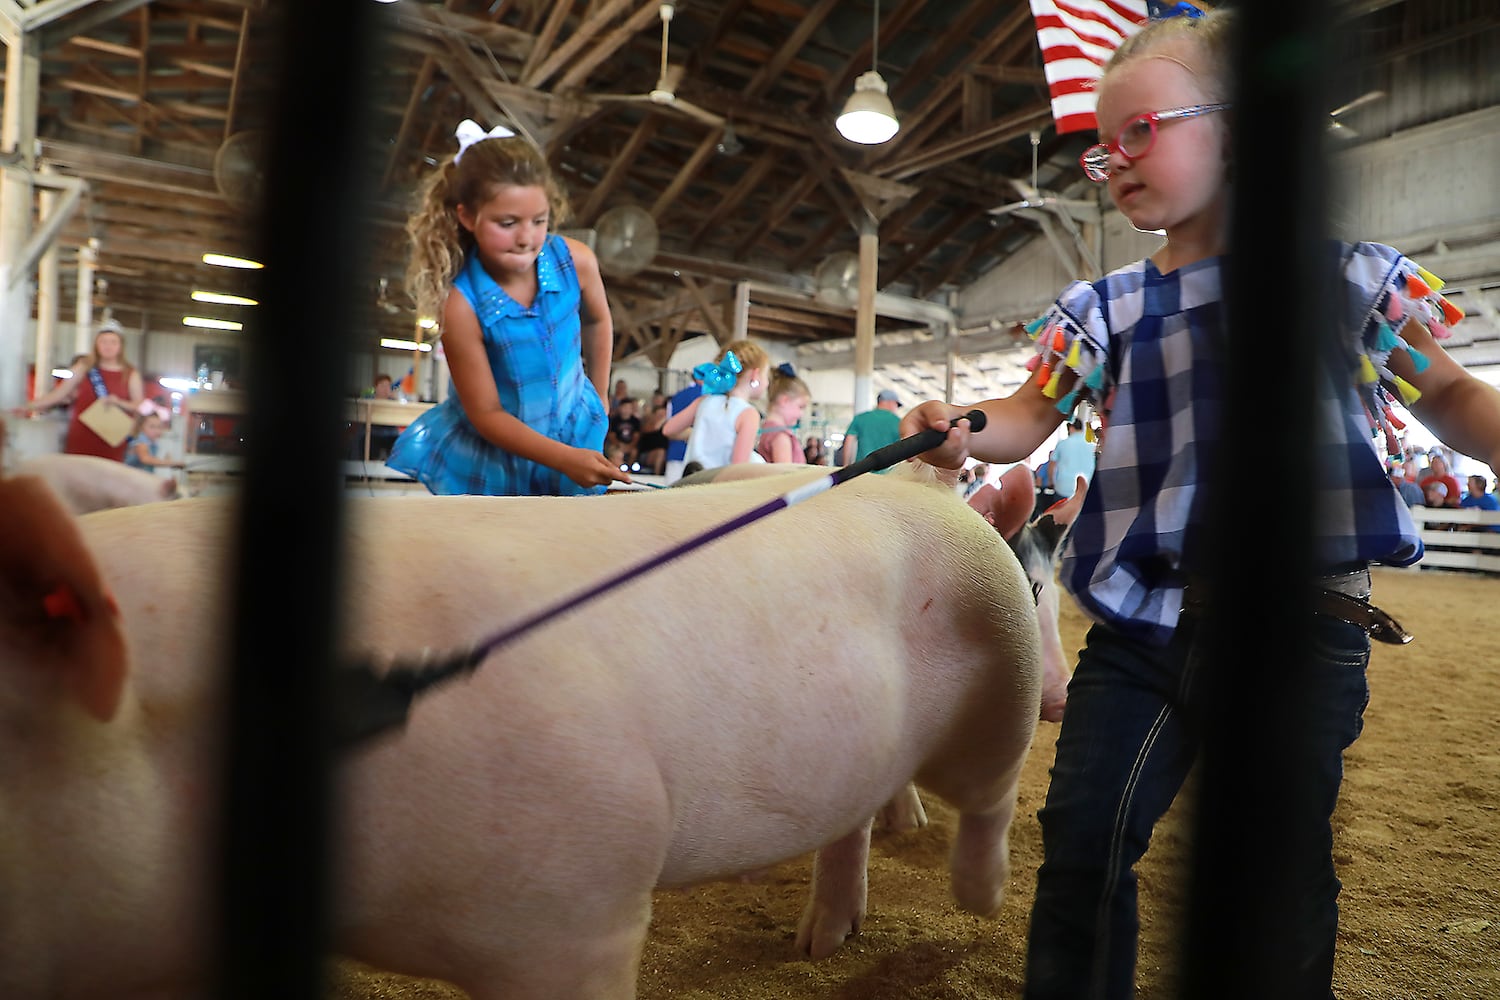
left=988, top=130, right=1102, bottom=277
left=1327, top=89, right=1386, bottom=140
left=593, top=3, right=725, bottom=128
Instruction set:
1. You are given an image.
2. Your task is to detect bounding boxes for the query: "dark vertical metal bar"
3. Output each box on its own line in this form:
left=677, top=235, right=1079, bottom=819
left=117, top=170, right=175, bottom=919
left=215, top=4, right=381, bottom=998
left=1181, top=1, right=1334, bottom=998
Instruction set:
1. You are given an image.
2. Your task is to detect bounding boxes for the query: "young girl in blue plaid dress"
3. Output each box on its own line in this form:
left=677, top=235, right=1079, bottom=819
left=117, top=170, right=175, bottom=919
left=903, top=8, right=1500, bottom=998
left=388, top=122, right=628, bottom=496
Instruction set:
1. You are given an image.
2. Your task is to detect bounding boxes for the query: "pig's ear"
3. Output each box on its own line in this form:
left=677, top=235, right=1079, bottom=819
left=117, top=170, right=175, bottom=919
left=990, top=464, right=1037, bottom=540
left=0, top=475, right=128, bottom=722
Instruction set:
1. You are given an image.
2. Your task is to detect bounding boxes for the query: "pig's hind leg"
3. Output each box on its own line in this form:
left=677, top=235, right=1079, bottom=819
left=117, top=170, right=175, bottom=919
left=948, top=782, right=1020, bottom=917
left=795, top=817, right=873, bottom=959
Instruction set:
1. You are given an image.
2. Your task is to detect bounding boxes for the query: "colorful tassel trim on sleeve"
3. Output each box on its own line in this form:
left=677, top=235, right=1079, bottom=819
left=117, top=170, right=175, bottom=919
left=1025, top=307, right=1110, bottom=418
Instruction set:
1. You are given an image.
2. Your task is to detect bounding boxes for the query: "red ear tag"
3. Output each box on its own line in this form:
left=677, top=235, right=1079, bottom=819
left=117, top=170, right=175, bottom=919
left=43, top=584, right=85, bottom=623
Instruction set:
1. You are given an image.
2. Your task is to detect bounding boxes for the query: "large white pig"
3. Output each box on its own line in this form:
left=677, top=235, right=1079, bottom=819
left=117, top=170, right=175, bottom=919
left=680, top=461, right=1081, bottom=724
left=1, top=465, right=1041, bottom=999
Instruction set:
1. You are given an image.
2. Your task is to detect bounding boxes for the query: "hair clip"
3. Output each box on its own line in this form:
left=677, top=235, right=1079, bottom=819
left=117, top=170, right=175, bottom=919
left=776, top=362, right=797, bottom=378
left=453, top=119, right=516, bottom=162
left=1147, top=1, right=1205, bottom=19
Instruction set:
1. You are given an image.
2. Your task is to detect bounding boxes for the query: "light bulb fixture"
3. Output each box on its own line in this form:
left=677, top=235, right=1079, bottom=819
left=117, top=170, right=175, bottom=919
left=381, top=338, right=432, bottom=352
left=192, top=290, right=259, bottom=306
left=202, top=252, right=263, bottom=269
left=836, top=1, right=899, bottom=145
left=183, top=316, right=244, bottom=331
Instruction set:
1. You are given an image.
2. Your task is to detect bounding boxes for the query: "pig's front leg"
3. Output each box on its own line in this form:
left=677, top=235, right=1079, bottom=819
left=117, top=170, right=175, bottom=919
left=876, top=781, right=928, bottom=832
left=795, top=818, right=872, bottom=959
left=949, top=794, right=1019, bottom=917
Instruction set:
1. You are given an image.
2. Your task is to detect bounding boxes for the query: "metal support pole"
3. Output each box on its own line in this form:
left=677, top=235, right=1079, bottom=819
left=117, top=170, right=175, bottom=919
left=852, top=216, right=877, bottom=413
left=1182, top=1, right=1332, bottom=996
left=35, top=164, right=59, bottom=391
left=215, top=4, right=381, bottom=998
left=75, top=238, right=97, bottom=353
left=0, top=31, right=38, bottom=409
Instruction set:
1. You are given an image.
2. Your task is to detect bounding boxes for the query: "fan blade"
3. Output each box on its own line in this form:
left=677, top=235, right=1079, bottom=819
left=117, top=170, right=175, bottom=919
left=1329, top=89, right=1385, bottom=119
left=672, top=99, right=725, bottom=127
left=596, top=92, right=654, bottom=105
left=658, top=64, right=685, bottom=94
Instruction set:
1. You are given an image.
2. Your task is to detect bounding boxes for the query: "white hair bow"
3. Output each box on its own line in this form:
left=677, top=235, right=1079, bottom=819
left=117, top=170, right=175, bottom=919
left=453, top=118, right=515, bottom=162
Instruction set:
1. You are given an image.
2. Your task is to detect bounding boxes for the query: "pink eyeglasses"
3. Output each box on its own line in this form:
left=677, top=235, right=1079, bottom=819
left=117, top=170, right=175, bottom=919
left=1079, top=103, right=1231, bottom=182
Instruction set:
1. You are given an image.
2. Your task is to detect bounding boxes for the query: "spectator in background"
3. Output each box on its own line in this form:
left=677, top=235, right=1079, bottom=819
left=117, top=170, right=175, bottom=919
left=756, top=364, right=810, bottom=464
left=961, top=462, right=991, bottom=500
left=1050, top=418, right=1096, bottom=499
left=635, top=395, right=670, bottom=475
left=1459, top=473, right=1500, bottom=532
left=1423, top=480, right=1451, bottom=509
left=663, top=370, right=705, bottom=483
left=804, top=434, right=827, bottom=466
left=1033, top=453, right=1056, bottom=519
left=842, top=388, right=902, bottom=468
left=1389, top=464, right=1424, bottom=507
left=609, top=379, right=631, bottom=415
left=1419, top=453, right=1461, bottom=509
left=15, top=322, right=144, bottom=461
left=123, top=412, right=185, bottom=471
left=606, top=396, right=643, bottom=471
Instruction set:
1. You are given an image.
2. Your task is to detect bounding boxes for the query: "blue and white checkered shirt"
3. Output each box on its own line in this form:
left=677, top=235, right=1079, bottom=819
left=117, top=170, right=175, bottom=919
left=1030, top=241, right=1441, bottom=645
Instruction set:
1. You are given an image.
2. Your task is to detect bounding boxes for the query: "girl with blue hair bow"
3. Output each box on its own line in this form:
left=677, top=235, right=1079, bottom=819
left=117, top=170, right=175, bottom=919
left=662, top=339, right=770, bottom=471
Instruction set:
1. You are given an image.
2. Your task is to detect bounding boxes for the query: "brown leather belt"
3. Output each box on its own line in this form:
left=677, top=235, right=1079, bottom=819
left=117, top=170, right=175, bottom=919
left=1185, top=566, right=1414, bottom=645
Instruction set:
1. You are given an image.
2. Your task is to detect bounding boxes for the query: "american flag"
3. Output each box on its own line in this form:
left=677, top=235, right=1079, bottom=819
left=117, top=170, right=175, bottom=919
left=1029, top=0, right=1151, bottom=134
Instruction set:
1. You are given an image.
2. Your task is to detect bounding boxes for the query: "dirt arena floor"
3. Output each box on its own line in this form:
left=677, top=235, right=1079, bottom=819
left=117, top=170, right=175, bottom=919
left=331, top=566, right=1499, bottom=1000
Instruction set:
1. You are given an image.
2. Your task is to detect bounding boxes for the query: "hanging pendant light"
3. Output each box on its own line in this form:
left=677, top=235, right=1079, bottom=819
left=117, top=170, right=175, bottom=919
left=836, top=1, right=899, bottom=145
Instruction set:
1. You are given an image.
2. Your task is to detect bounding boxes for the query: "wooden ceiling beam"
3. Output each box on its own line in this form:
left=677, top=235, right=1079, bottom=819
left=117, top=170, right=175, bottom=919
left=686, top=149, right=776, bottom=252
left=741, top=0, right=838, bottom=101
left=650, top=131, right=719, bottom=221
left=732, top=169, right=819, bottom=261
left=576, top=115, right=659, bottom=224
left=882, top=204, right=982, bottom=287
left=530, top=0, right=646, bottom=90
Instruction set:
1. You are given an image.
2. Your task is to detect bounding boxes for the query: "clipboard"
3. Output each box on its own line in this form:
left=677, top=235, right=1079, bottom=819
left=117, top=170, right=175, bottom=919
left=77, top=396, right=136, bottom=447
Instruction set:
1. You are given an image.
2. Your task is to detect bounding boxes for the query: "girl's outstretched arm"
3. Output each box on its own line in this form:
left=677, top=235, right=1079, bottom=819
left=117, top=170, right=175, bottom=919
left=901, top=378, right=1068, bottom=469
left=20, top=360, right=87, bottom=412
left=567, top=236, right=614, bottom=408
left=1390, top=317, right=1500, bottom=472
left=662, top=396, right=701, bottom=438
left=441, top=288, right=628, bottom=487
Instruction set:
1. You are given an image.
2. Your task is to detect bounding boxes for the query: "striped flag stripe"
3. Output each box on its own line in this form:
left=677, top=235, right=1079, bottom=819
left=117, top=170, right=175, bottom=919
left=1029, top=0, right=1149, bottom=134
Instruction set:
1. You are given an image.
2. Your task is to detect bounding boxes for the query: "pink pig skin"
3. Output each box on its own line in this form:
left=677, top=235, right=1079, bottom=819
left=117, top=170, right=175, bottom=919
left=2, top=467, right=1041, bottom=1000
left=16, top=453, right=177, bottom=514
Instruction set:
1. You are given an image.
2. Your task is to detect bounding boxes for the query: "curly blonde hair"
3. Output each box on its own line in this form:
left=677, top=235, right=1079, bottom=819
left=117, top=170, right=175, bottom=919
left=718, top=339, right=769, bottom=390
left=1103, top=6, right=1236, bottom=105
left=404, top=135, right=571, bottom=322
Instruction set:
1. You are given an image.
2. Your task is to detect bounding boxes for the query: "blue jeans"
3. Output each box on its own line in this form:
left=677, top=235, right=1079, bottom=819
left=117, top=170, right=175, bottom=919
left=1024, top=612, right=1370, bottom=1000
